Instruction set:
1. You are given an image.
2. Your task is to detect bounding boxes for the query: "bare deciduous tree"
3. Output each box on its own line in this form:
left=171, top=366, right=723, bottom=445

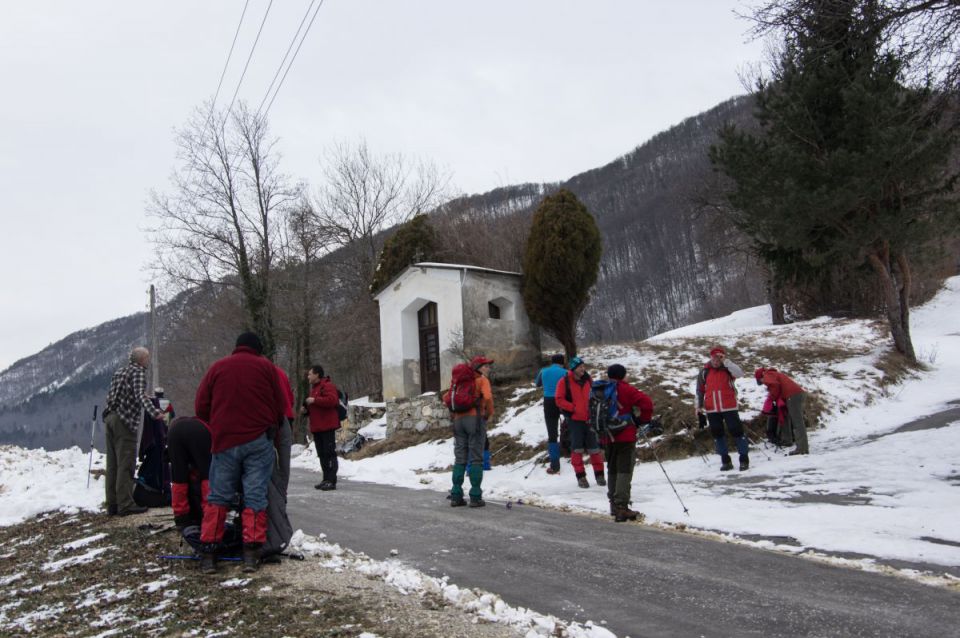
left=148, top=102, right=300, bottom=357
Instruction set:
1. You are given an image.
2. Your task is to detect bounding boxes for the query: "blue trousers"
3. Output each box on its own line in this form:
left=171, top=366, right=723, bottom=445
left=208, top=432, right=275, bottom=512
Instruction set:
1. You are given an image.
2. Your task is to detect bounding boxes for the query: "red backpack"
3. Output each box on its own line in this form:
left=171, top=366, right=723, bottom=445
left=443, top=364, right=479, bottom=413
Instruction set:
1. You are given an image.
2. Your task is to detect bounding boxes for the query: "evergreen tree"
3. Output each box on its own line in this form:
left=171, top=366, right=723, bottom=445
left=710, top=0, right=959, bottom=362
left=370, top=214, right=438, bottom=293
left=521, top=189, right=603, bottom=358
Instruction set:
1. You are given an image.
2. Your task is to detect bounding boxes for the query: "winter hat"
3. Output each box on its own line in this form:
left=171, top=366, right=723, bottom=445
left=606, top=364, right=627, bottom=380
left=754, top=368, right=765, bottom=384
left=470, top=355, right=494, bottom=370
left=154, top=387, right=165, bottom=396
left=235, top=332, right=264, bottom=354
left=709, top=346, right=726, bottom=357
left=568, top=356, right=585, bottom=371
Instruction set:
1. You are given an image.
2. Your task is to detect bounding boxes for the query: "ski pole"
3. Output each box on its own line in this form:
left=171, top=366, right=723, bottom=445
left=86, top=405, right=98, bottom=489
left=524, top=453, right=548, bottom=479
left=639, top=427, right=689, bottom=516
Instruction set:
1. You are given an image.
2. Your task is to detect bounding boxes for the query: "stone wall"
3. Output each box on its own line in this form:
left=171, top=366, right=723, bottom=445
left=335, top=403, right=387, bottom=444
left=385, top=393, right=451, bottom=436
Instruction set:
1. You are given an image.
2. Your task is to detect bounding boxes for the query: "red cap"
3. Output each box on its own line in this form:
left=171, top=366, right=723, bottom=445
left=470, top=355, right=494, bottom=369
left=754, top=368, right=765, bottom=382
left=709, top=347, right=725, bottom=357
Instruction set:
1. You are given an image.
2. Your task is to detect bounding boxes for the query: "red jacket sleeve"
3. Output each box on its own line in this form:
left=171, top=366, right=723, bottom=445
left=554, top=376, right=573, bottom=414
left=618, top=383, right=654, bottom=422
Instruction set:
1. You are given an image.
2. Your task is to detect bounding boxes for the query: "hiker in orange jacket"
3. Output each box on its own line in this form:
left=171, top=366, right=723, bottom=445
left=755, top=367, right=809, bottom=455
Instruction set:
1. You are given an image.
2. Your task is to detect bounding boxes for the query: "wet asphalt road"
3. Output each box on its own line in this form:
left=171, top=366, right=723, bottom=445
left=288, top=470, right=959, bottom=638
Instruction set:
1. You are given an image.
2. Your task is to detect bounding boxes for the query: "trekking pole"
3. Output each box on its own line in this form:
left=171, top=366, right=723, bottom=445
left=681, top=418, right=710, bottom=465
left=490, top=443, right=510, bottom=458
left=639, top=427, right=689, bottom=516
left=508, top=453, right=542, bottom=473
left=86, top=405, right=98, bottom=489
left=524, top=454, right=548, bottom=479
left=745, top=433, right=772, bottom=461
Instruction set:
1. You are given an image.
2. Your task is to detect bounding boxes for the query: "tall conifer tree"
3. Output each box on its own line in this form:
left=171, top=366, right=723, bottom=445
left=521, top=189, right=602, bottom=358
left=711, top=0, right=959, bottom=362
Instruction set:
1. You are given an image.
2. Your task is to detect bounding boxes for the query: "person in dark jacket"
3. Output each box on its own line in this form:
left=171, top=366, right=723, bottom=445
left=195, top=332, right=286, bottom=574
left=534, top=354, right=566, bottom=474
left=167, top=416, right=212, bottom=530
left=304, top=365, right=341, bottom=491
left=603, top=364, right=654, bottom=522
left=695, top=346, right=749, bottom=471
left=102, top=347, right=166, bottom=516
left=756, top=367, right=809, bottom=455
left=554, top=356, right=606, bottom=489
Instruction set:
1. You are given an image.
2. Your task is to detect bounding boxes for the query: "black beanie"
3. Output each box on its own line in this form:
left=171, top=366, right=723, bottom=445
left=235, top=332, right=264, bottom=354
left=606, top=364, right=627, bottom=380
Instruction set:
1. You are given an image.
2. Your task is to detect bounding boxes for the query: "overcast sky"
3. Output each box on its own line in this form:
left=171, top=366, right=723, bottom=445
left=0, top=1, right=766, bottom=371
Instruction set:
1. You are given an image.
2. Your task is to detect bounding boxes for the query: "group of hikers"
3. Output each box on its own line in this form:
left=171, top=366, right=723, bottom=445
left=444, top=346, right=809, bottom=522
left=101, top=333, right=343, bottom=574
left=100, top=331, right=810, bottom=572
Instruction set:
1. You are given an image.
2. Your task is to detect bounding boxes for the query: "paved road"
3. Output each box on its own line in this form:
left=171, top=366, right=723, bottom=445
left=288, top=470, right=958, bottom=638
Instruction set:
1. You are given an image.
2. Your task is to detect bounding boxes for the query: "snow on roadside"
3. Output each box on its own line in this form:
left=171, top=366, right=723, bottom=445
left=0, top=446, right=103, bottom=527
left=287, top=530, right=616, bottom=638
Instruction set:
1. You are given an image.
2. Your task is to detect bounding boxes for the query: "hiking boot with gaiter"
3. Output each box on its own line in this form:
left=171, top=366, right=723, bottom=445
left=594, top=472, right=607, bottom=487
left=739, top=454, right=750, bottom=471
left=450, top=496, right=467, bottom=507
left=199, top=551, right=217, bottom=575
left=468, top=499, right=486, bottom=508
left=614, top=506, right=640, bottom=523
left=720, top=454, right=734, bottom=472
left=576, top=474, right=590, bottom=489
left=242, top=544, right=262, bottom=573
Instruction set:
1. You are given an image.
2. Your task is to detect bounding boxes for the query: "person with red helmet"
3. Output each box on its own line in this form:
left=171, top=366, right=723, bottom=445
left=755, top=367, right=809, bottom=455
left=695, top=346, right=749, bottom=471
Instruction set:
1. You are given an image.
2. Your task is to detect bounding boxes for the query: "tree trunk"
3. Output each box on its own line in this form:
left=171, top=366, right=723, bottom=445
left=867, top=245, right=916, bottom=363
left=767, top=277, right=786, bottom=325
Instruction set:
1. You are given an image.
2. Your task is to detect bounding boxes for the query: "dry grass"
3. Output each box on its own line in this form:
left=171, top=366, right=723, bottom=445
left=349, top=427, right=450, bottom=460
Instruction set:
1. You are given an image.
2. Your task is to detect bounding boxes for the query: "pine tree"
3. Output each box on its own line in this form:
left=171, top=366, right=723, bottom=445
left=710, top=0, right=959, bottom=362
left=521, top=189, right=603, bottom=358
left=370, top=214, right=438, bottom=293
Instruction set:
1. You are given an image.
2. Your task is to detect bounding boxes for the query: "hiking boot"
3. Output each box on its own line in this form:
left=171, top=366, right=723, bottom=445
left=739, top=454, right=750, bottom=471
left=242, top=545, right=261, bottom=573
left=576, top=475, right=590, bottom=489
left=594, top=472, right=607, bottom=487
left=609, top=501, right=617, bottom=516
left=614, top=506, right=641, bottom=523
left=788, top=448, right=808, bottom=456
left=199, top=552, right=217, bottom=575
left=545, top=466, right=560, bottom=475
left=320, top=481, right=337, bottom=491
left=468, top=499, right=486, bottom=508
left=118, top=505, right=148, bottom=516
left=450, top=497, right=467, bottom=507
left=720, top=455, right=734, bottom=472
left=107, top=504, right=118, bottom=516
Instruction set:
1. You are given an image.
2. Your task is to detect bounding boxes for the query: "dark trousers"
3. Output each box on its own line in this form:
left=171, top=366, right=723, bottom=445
left=707, top=411, right=749, bottom=457
left=168, top=418, right=211, bottom=484
left=543, top=398, right=560, bottom=443
left=605, top=440, right=636, bottom=507
left=312, top=430, right=338, bottom=484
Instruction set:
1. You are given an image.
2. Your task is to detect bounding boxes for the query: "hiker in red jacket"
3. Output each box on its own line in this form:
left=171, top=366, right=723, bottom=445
left=604, top=364, right=654, bottom=522
left=555, top=356, right=606, bottom=489
left=695, top=346, right=749, bottom=471
left=304, top=365, right=342, bottom=491
left=195, top=332, right=286, bottom=574
left=756, top=367, right=809, bottom=455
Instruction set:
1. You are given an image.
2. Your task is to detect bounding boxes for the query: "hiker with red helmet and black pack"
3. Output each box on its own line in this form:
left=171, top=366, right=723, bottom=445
left=443, top=355, right=494, bottom=507
left=695, top=346, right=749, bottom=472
left=555, top=356, right=606, bottom=489
left=195, top=332, right=286, bottom=574
left=603, top=364, right=654, bottom=522
left=755, top=367, right=809, bottom=455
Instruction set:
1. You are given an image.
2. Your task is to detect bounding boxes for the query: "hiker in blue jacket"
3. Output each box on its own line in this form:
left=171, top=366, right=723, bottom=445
left=535, top=354, right=566, bottom=474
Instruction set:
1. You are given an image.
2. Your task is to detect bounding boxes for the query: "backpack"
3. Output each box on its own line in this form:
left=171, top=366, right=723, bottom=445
left=588, top=379, right=630, bottom=438
left=336, top=389, right=349, bottom=422
left=443, top=364, right=479, bottom=413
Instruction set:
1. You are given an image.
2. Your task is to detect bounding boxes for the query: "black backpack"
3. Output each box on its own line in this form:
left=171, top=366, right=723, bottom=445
left=588, top=380, right=630, bottom=438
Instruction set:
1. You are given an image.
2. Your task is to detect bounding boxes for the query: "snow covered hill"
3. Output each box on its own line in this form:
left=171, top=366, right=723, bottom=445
left=296, top=276, right=960, bottom=584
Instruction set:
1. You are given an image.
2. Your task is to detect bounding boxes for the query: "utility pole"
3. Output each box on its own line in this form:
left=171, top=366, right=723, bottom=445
left=150, top=284, right=159, bottom=389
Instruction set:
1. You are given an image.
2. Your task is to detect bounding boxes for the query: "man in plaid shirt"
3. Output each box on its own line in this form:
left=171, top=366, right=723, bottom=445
left=102, top=347, right=166, bottom=515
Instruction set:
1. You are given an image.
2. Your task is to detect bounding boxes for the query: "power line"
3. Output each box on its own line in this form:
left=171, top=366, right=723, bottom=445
left=261, top=0, right=326, bottom=118
left=256, top=0, right=319, bottom=117
left=209, top=0, right=252, bottom=116
left=223, top=0, right=276, bottom=119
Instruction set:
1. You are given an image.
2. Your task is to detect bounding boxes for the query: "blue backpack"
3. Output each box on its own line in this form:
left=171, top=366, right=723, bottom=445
left=589, top=380, right=631, bottom=438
